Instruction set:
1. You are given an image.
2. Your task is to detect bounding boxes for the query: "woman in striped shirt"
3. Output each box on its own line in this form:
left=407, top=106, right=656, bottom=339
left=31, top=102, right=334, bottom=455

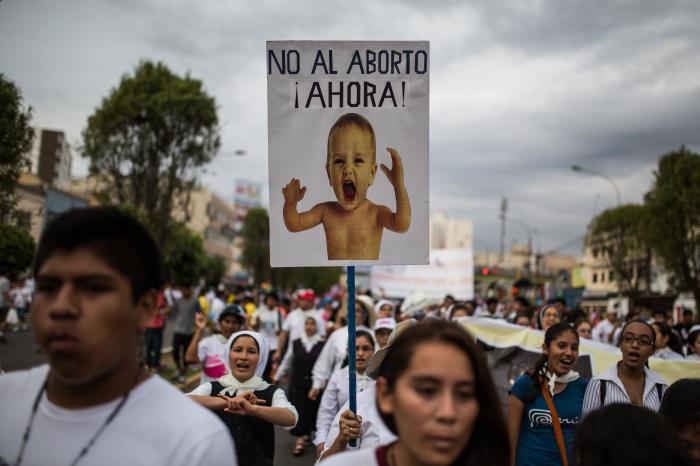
left=582, top=319, right=667, bottom=417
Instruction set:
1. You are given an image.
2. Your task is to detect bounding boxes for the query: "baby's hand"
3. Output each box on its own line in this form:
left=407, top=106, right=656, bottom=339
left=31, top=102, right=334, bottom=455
left=380, top=148, right=405, bottom=189
left=282, top=178, right=307, bottom=204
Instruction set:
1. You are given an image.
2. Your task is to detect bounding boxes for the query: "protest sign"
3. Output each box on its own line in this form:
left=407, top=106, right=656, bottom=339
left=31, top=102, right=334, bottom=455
left=267, top=41, right=429, bottom=267
left=369, top=248, right=474, bottom=299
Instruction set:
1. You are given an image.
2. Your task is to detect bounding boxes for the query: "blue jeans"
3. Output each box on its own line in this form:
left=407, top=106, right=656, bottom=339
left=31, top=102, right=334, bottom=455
left=144, top=327, right=164, bottom=368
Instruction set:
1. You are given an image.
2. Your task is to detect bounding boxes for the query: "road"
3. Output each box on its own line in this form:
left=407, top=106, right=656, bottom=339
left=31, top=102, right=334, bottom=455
left=0, top=326, right=318, bottom=465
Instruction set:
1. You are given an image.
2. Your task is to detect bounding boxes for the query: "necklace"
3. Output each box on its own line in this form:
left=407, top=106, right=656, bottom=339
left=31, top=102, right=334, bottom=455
left=14, top=365, right=143, bottom=466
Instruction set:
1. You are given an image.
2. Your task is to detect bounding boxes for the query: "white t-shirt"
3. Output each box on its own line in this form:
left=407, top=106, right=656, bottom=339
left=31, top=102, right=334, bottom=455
left=592, top=318, right=617, bottom=344
left=0, top=365, right=236, bottom=466
left=253, top=306, right=282, bottom=351
left=197, top=334, right=229, bottom=384
left=208, top=297, right=226, bottom=323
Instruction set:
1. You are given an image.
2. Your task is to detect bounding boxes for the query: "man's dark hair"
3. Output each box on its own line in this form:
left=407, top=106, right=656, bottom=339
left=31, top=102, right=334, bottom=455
left=660, top=378, right=700, bottom=431
left=574, top=404, right=694, bottom=466
left=33, top=207, right=163, bottom=302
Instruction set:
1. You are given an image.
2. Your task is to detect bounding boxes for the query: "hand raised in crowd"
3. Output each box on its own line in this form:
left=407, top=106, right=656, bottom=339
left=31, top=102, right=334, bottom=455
left=194, top=312, right=207, bottom=331
left=337, top=410, right=363, bottom=443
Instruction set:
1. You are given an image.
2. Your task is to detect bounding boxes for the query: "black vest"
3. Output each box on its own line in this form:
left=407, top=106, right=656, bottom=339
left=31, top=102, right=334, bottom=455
left=289, top=338, right=325, bottom=389
left=210, top=382, right=277, bottom=466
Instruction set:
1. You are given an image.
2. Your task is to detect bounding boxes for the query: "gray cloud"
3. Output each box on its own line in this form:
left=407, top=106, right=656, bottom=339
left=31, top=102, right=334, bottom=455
left=2, top=0, right=699, bottom=257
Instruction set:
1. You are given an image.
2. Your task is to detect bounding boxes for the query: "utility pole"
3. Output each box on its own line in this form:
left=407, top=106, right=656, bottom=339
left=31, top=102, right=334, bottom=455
left=499, top=196, right=508, bottom=263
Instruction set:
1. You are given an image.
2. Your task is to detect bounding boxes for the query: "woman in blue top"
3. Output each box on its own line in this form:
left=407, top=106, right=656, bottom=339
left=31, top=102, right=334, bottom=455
left=507, top=322, right=588, bottom=466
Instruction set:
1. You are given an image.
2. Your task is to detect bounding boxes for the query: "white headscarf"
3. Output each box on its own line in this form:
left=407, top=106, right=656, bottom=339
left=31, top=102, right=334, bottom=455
left=300, top=314, right=324, bottom=352
left=539, top=362, right=580, bottom=396
left=217, top=330, right=270, bottom=396
left=374, top=299, right=396, bottom=317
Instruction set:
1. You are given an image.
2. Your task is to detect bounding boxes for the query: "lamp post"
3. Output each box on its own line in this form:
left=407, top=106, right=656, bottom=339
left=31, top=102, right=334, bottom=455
left=571, top=165, right=621, bottom=206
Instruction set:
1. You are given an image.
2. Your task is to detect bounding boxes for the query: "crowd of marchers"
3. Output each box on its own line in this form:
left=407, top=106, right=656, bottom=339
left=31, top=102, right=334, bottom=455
left=0, top=206, right=699, bottom=466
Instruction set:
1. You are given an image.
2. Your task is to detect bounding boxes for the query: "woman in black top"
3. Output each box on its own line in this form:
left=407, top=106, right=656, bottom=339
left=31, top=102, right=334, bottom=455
left=276, top=316, right=325, bottom=456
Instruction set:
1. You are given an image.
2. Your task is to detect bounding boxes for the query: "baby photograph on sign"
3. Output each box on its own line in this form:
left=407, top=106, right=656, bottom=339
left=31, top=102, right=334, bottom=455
left=267, top=41, right=429, bottom=267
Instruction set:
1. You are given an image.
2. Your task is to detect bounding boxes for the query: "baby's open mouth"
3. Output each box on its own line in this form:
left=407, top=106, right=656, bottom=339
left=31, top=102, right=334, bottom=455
left=343, top=181, right=356, bottom=201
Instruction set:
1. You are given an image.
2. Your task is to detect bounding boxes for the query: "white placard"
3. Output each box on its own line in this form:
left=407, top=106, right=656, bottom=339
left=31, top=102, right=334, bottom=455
left=267, top=41, right=429, bottom=267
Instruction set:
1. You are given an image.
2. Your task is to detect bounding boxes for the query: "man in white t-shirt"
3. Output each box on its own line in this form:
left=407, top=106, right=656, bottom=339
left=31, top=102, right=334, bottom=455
left=0, top=207, right=236, bottom=466
left=593, top=307, right=620, bottom=344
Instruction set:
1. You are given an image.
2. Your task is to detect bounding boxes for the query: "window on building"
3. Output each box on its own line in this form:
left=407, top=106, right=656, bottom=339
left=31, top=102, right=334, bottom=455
left=609, top=271, right=614, bottom=281
left=601, top=272, right=605, bottom=283
left=592, top=248, right=599, bottom=258
left=592, top=273, right=598, bottom=284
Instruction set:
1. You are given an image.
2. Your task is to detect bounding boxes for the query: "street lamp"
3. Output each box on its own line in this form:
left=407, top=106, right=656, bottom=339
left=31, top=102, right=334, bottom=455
left=571, top=165, right=621, bottom=205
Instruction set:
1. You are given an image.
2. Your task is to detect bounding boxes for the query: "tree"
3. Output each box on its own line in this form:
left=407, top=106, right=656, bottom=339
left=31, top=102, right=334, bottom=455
left=0, top=74, right=34, bottom=223
left=0, top=224, right=36, bottom=278
left=162, top=222, right=206, bottom=286
left=590, top=204, right=652, bottom=308
left=239, top=208, right=342, bottom=290
left=119, top=204, right=206, bottom=286
left=82, top=61, right=220, bottom=244
left=644, top=146, right=700, bottom=307
left=203, top=254, right=227, bottom=287
left=240, top=208, right=270, bottom=286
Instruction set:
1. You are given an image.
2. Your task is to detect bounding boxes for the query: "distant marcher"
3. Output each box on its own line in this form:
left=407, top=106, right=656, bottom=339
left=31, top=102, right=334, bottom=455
left=185, top=304, right=247, bottom=385
left=252, top=291, right=284, bottom=380
left=508, top=322, right=588, bottom=466
left=582, top=320, right=668, bottom=417
left=275, top=316, right=325, bottom=456
left=449, top=303, right=471, bottom=321
left=660, top=378, right=700, bottom=464
left=574, top=318, right=593, bottom=340
left=592, top=308, right=619, bottom=344
left=686, top=326, right=700, bottom=360
left=374, top=299, right=396, bottom=319
left=573, top=403, right=694, bottom=466
left=170, top=284, right=201, bottom=383
left=651, top=321, right=685, bottom=360
left=538, top=304, right=561, bottom=333
left=0, top=267, right=10, bottom=343
left=143, top=289, right=169, bottom=371
left=373, top=317, right=397, bottom=348
left=0, top=207, right=235, bottom=465
left=310, top=299, right=374, bottom=400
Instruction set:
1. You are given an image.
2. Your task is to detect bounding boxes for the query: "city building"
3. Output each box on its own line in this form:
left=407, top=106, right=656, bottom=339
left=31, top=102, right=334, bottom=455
left=28, top=128, right=72, bottom=189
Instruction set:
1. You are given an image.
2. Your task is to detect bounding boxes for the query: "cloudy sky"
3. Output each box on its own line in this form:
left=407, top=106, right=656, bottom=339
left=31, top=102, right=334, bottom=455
left=2, top=0, right=699, bottom=256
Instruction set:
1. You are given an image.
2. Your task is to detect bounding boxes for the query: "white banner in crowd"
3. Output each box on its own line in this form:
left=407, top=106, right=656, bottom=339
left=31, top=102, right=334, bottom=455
left=369, top=248, right=474, bottom=299
left=267, top=41, right=429, bottom=267
left=461, top=317, right=700, bottom=386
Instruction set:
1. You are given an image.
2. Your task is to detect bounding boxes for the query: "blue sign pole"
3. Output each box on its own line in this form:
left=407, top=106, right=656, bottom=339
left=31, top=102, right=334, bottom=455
left=347, top=266, right=357, bottom=448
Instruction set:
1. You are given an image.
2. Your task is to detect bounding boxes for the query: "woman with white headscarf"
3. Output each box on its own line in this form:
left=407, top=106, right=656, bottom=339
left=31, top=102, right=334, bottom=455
left=189, top=330, right=298, bottom=466
left=274, top=315, right=326, bottom=456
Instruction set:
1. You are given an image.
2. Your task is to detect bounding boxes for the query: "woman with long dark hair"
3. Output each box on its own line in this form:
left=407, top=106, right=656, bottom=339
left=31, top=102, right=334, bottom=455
left=320, top=319, right=510, bottom=466
left=582, top=319, right=667, bottom=417
left=507, top=322, right=588, bottom=466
